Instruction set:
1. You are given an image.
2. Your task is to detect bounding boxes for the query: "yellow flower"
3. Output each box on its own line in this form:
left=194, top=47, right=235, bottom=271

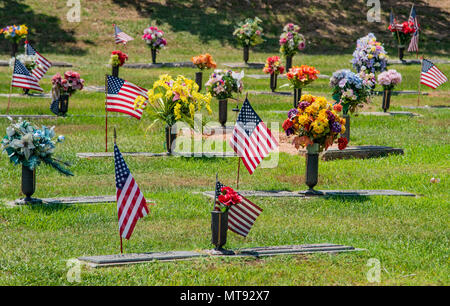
left=134, top=95, right=147, bottom=110
left=311, top=121, right=325, bottom=134
left=368, top=54, right=373, bottom=59
left=300, top=94, right=314, bottom=103
left=297, top=114, right=310, bottom=125
left=174, top=103, right=182, bottom=120
left=341, top=125, right=346, bottom=134
left=189, top=103, right=195, bottom=119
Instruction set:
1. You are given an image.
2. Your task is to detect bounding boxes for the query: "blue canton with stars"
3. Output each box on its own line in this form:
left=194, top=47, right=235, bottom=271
left=215, top=181, right=225, bottom=198
left=236, top=98, right=262, bottom=136
left=422, top=59, right=434, bottom=73
left=25, top=43, right=36, bottom=56
left=14, top=60, right=32, bottom=76
left=114, top=144, right=131, bottom=189
left=107, top=75, right=125, bottom=94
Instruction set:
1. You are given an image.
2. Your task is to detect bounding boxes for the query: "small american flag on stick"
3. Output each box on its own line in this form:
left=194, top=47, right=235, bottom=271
left=215, top=181, right=263, bottom=237
left=389, top=11, right=403, bottom=31
left=407, top=5, right=419, bottom=53
left=11, top=59, right=43, bottom=92
left=420, top=59, right=448, bottom=89
left=106, top=75, right=148, bottom=119
left=229, top=97, right=278, bottom=175
left=114, top=24, right=134, bottom=45
left=25, top=41, right=52, bottom=81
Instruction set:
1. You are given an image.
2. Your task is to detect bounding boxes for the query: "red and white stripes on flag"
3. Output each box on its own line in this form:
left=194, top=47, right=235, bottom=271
left=420, top=59, right=448, bottom=89
left=407, top=5, right=419, bottom=52
left=11, top=59, right=43, bottom=92
left=229, top=98, right=278, bottom=175
left=106, top=75, right=148, bottom=119
left=114, top=143, right=149, bottom=240
left=25, top=42, right=52, bottom=81
left=114, top=24, right=134, bottom=45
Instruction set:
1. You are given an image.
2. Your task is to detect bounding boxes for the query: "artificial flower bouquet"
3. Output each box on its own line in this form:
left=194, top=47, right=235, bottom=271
left=10, top=54, right=39, bottom=71
left=1, top=118, right=73, bottom=175
left=109, top=50, right=128, bottom=67
left=389, top=21, right=415, bottom=46
left=134, top=74, right=212, bottom=128
left=286, top=65, right=319, bottom=88
left=205, top=70, right=244, bottom=100
left=282, top=94, right=348, bottom=152
left=279, top=23, right=306, bottom=57
left=352, top=33, right=388, bottom=73
left=233, top=17, right=264, bottom=47
left=0, top=24, right=28, bottom=43
left=329, top=69, right=372, bottom=115
left=51, top=71, right=84, bottom=96
left=216, top=186, right=242, bottom=212
left=377, top=69, right=402, bottom=90
left=263, top=56, right=285, bottom=75
left=191, top=53, right=217, bottom=70
left=142, top=26, right=167, bottom=49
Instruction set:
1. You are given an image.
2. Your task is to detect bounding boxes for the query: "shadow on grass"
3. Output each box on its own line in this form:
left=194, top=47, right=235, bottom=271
left=0, top=0, right=85, bottom=55
left=322, top=195, right=371, bottom=203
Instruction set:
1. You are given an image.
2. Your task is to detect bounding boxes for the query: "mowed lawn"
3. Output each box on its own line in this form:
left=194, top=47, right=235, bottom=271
left=0, top=36, right=449, bottom=285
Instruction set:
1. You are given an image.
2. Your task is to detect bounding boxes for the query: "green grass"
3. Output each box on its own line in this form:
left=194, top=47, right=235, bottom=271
left=0, top=0, right=449, bottom=286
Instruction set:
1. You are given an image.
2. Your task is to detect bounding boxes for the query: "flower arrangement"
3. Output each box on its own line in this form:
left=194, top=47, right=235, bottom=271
left=263, top=56, right=285, bottom=75
left=9, top=54, right=39, bottom=71
left=279, top=23, right=306, bottom=57
left=358, top=68, right=376, bottom=88
left=233, top=17, right=264, bottom=47
left=205, top=70, right=244, bottom=100
left=389, top=21, right=416, bottom=46
left=352, top=33, right=388, bottom=73
left=109, top=50, right=128, bottom=67
left=329, top=69, right=372, bottom=115
left=216, top=186, right=242, bottom=212
left=282, top=94, right=348, bottom=152
left=0, top=25, right=28, bottom=43
left=134, top=74, right=212, bottom=128
left=1, top=118, right=73, bottom=175
left=142, top=26, right=167, bottom=49
left=286, top=65, right=319, bottom=88
left=191, top=53, right=217, bottom=70
left=377, top=69, right=402, bottom=90
left=51, top=71, right=84, bottom=96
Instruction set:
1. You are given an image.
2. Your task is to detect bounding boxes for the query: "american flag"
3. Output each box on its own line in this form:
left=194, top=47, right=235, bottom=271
left=106, top=75, right=148, bottom=119
left=11, top=59, right=43, bottom=92
left=229, top=98, right=278, bottom=175
left=420, top=59, right=448, bottom=89
left=25, top=41, right=52, bottom=81
left=389, top=11, right=403, bottom=31
left=115, top=143, right=149, bottom=240
left=215, top=181, right=262, bottom=237
left=114, top=24, right=134, bottom=45
left=407, top=5, right=419, bottom=52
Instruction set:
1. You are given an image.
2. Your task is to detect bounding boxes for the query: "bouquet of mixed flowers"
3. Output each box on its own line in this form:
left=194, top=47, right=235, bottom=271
left=216, top=186, right=242, bottom=212
left=352, top=33, right=388, bottom=73
left=286, top=65, right=319, bottom=88
left=191, top=53, right=217, bottom=70
left=358, top=68, right=376, bottom=88
left=389, top=21, right=416, bottom=46
left=109, top=50, right=128, bottom=67
left=377, top=69, right=402, bottom=90
left=205, top=70, right=244, bottom=100
left=329, top=69, right=372, bottom=115
left=142, top=26, right=167, bottom=49
left=1, top=118, right=73, bottom=175
left=233, top=17, right=264, bottom=47
left=9, top=54, right=39, bottom=71
left=282, top=94, right=348, bottom=152
left=0, top=24, right=28, bottom=43
left=279, top=23, right=306, bottom=57
left=134, top=74, right=212, bottom=128
left=51, top=71, right=84, bottom=96
left=263, top=56, right=285, bottom=75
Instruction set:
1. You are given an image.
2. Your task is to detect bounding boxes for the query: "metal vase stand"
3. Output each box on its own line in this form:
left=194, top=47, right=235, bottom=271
left=382, top=89, right=392, bottom=112
left=210, top=210, right=234, bottom=255
left=285, top=55, right=293, bottom=71
left=218, top=99, right=228, bottom=127
left=19, top=165, right=42, bottom=204
left=341, top=114, right=350, bottom=142
left=195, top=71, right=203, bottom=92
left=293, top=87, right=302, bottom=108
left=165, top=125, right=177, bottom=154
left=243, top=45, right=249, bottom=64
left=304, top=143, right=323, bottom=196
left=270, top=73, right=278, bottom=92
left=151, top=48, right=157, bottom=64
left=112, top=65, right=119, bottom=78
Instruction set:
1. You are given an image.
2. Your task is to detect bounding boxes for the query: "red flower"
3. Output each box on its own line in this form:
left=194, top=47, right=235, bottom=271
left=338, top=137, right=348, bottom=150
left=282, top=119, right=294, bottom=131
left=333, top=103, right=343, bottom=112
left=111, top=50, right=129, bottom=66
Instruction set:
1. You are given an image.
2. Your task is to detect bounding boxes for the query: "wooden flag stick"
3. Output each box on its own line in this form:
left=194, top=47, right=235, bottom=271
left=105, top=75, right=108, bottom=152
left=391, top=8, right=402, bottom=47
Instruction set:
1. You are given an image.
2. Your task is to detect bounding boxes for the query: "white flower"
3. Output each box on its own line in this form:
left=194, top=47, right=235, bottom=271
left=232, top=70, right=245, bottom=83
left=6, top=127, right=15, bottom=137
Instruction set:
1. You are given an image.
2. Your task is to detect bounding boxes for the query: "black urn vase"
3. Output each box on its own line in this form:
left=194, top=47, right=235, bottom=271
left=341, top=114, right=350, bottom=142
left=304, top=143, right=323, bottom=195
left=286, top=55, right=293, bottom=71
left=243, top=45, right=249, bottom=64
left=218, top=99, right=228, bottom=127
left=398, top=46, right=405, bottom=61
left=293, top=87, right=302, bottom=108
left=11, top=41, right=18, bottom=58
left=151, top=48, right=157, bottom=64
left=21, top=165, right=41, bottom=204
left=211, top=210, right=228, bottom=250
left=165, top=125, right=177, bottom=154
left=58, top=94, right=70, bottom=116
left=112, top=65, right=119, bottom=77
left=195, top=71, right=203, bottom=92
left=382, top=89, right=392, bottom=112
left=270, top=73, right=278, bottom=92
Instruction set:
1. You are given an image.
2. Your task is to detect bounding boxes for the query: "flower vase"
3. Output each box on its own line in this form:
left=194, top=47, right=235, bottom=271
left=165, top=125, right=177, bottom=154
left=286, top=55, right=293, bottom=71
left=58, top=94, right=70, bottom=116
left=21, top=165, right=41, bottom=204
left=270, top=73, right=278, bottom=92
left=151, top=48, right=157, bottom=64
left=293, top=87, right=302, bottom=108
left=304, top=143, right=323, bottom=195
left=112, top=65, right=119, bottom=78
left=218, top=99, right=228, bottom=127
left=195, top=71, right=203, bottom=92
left=11, top=41, right=18, bottom=58
left=211, top=210, right=229, bottom=251
left=342, top=114, right=350, bottom=142
left=243, top=45, right=249, bottom=64
left=382, top=89, right=392, bottom=113
left=398, top=45, right=405, bottom=61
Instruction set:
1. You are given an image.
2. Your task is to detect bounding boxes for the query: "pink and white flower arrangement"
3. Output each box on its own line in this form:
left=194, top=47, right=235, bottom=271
left=279, top=23, right=306, bottom=57
left=51, top=71, right=84, bottom=95
left=263, top=56, right=285, bottom=75
left=377, top=69, right=402, bottom=90
left=142, top=26, right=167, bottom=50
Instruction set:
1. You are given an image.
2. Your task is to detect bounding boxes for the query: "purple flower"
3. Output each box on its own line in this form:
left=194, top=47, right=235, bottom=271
left=298, top=101, right=311, bottom=111
left=285, top=127, right=294, bottom=136
left=326, top=110, right=335, bottom=122
left=288, top=108, right=298, bottom=119
left=330, top=121, right=341, bottom=133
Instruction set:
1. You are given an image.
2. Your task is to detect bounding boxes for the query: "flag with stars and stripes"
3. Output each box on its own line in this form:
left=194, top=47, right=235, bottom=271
left=407, top=5, right=419, bottom=52
left=229, top=97, right=278, bottom=175
left=106, top=75, right=148, bottom=119
left=114, top=143, right=149, bottom=240
left=420, top=59, right=448, bottom=89
left=11, top=59, right=43, bottom=92
left=389, top=11, right=403, bottom=31
left=25, top=41, right=52, bottom=81
left=114, top=24, right=134, bottom=45
left=215, top=181, right=262, bottom=237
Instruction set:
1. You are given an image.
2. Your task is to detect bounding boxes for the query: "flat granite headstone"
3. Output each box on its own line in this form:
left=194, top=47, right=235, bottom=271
left=84, top=85, right=105, bottom=93
left=0, top=114, right=58, bottom=119
left=401, top=105, right=450, bottom=109
left=223, top=62, right=265, bottom=69
left=248, top=90, right=292, bottom=96
left=359, top=111, right=421, bottom=117
left=0, top=60, right=73, bottom=67
left=298, top=145, right=404, bottom=161
left=77, top=151, right=236, bottom=159
left=387, top=59, right=450, bottom=65
left=246, top=74, right=330, bottom=80
left=371, top=90, right=428, bottom=96
left=123, top=62, right=195, bottom=69
left=7, top=195, right=116, bottom=207
left=0, top=93, right=51, bottom=98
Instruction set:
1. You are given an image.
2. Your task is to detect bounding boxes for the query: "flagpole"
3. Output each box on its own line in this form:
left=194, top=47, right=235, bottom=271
left=114, top=127, right=123, bottom=254
left=417, top=56, right=423, bottom=106
left=105, top=75, right=108, bottom=152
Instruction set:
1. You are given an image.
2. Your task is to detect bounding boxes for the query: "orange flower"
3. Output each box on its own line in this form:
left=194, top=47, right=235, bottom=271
left=192, top=53, right=216, bottom=70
